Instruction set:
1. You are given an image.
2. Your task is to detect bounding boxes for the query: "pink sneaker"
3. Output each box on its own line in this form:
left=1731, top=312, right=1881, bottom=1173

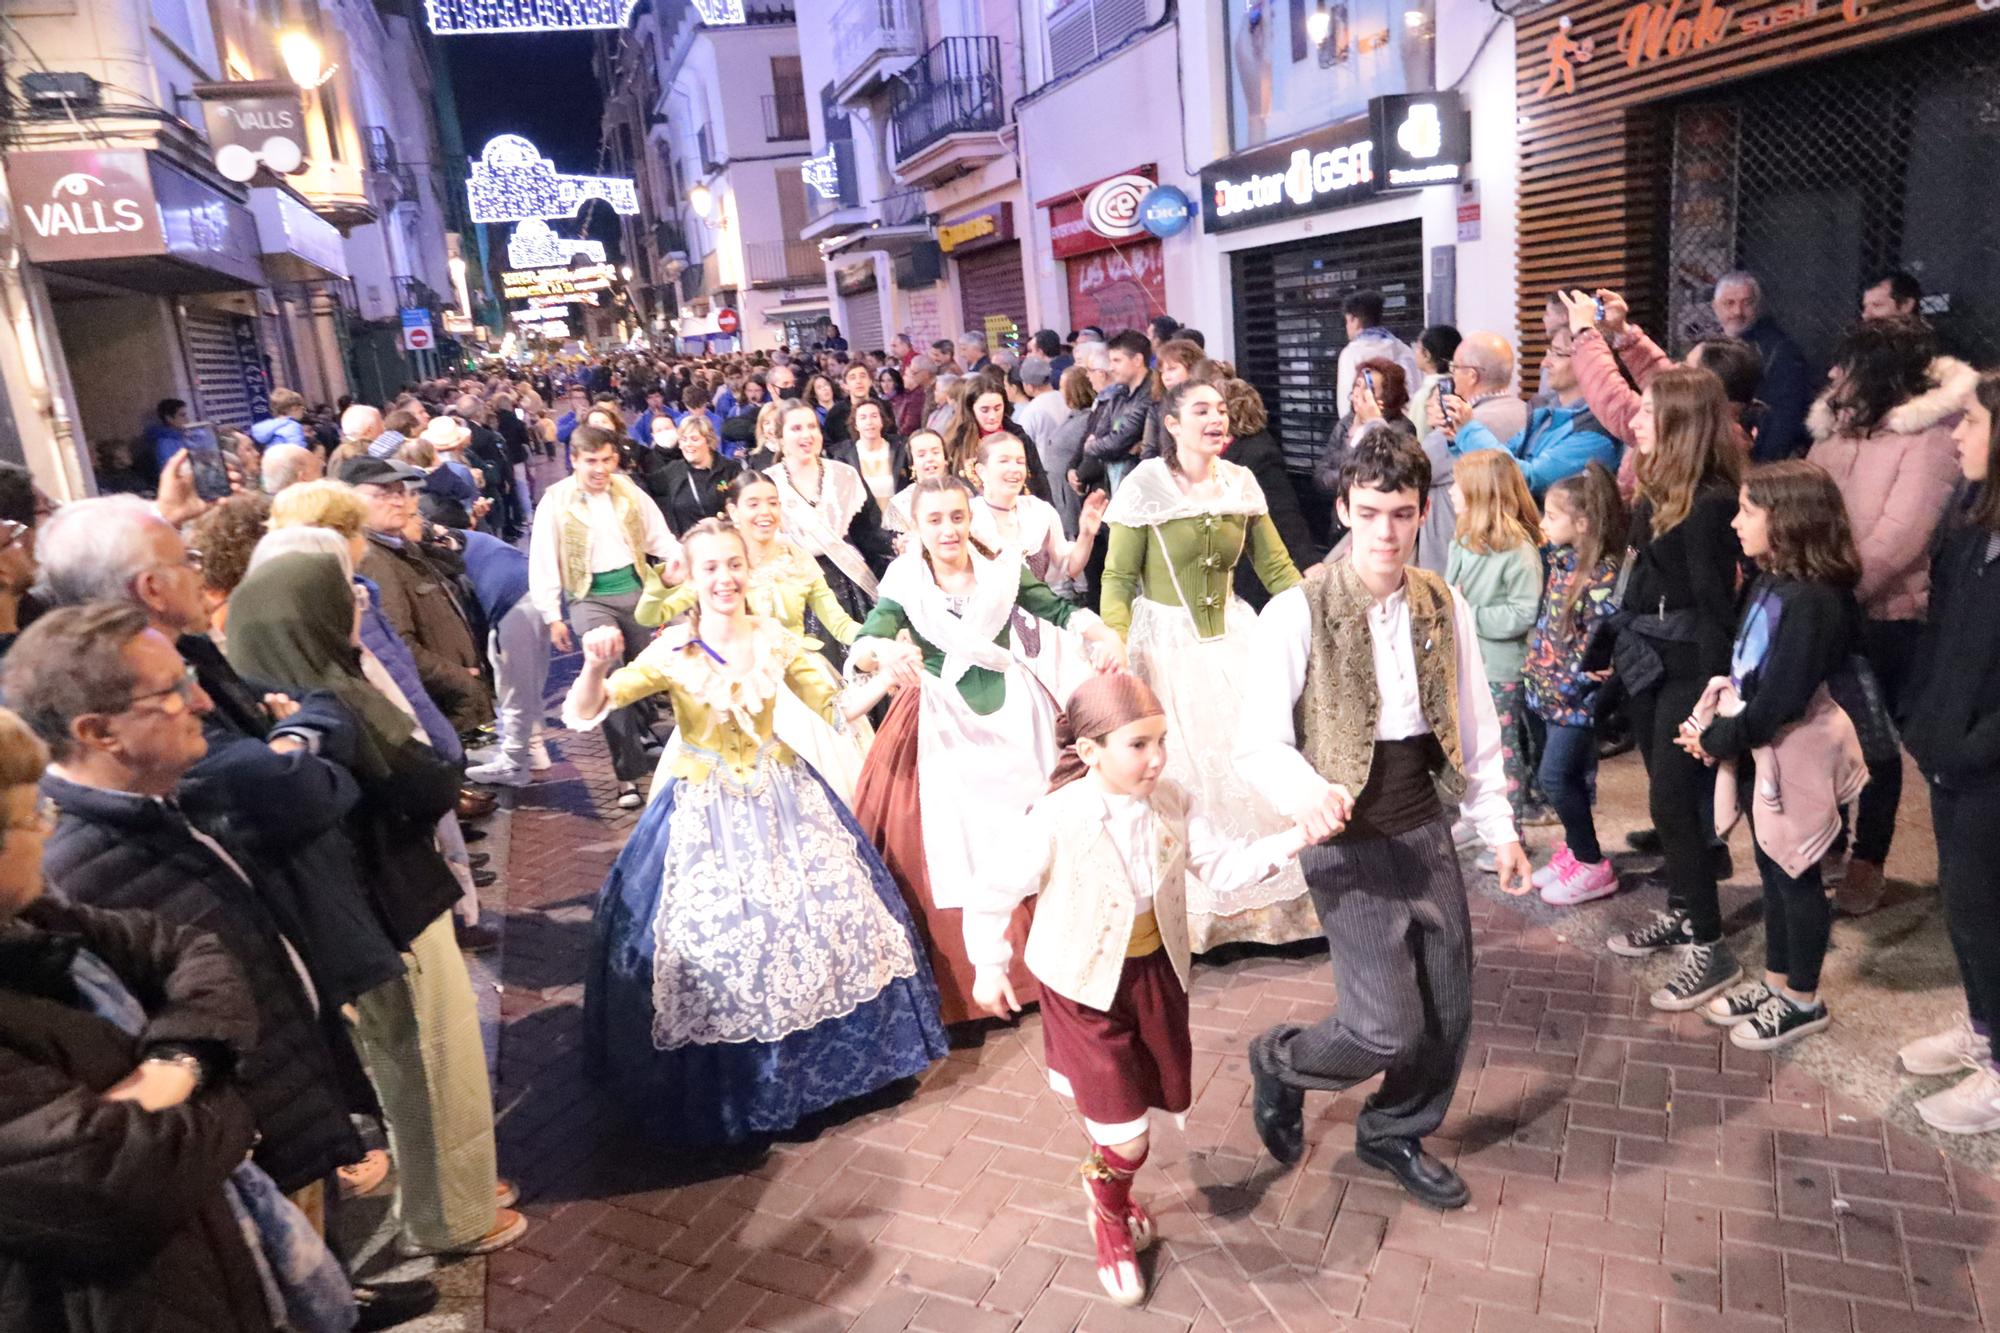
left=1542, top=856, right=1618, bottom=905
left=1532, top=844, right=1575, bottom=891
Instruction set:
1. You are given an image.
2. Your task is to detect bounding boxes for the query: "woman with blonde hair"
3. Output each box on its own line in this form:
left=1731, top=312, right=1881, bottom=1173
left=1608, top=367, right=1747, bottom=1013
left=1445, top=451, right=1546, bottom=853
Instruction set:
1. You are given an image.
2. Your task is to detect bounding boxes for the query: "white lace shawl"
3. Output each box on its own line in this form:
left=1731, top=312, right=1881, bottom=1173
left=1103, top=457, right=1270, bottom=528
left=873, top=547, right=1025, bottom=687
left=770, top=458, right=879, bottom=597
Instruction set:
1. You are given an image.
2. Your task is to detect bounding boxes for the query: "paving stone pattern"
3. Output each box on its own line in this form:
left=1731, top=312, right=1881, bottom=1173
left=488, top=659, right=2000, bottom=1333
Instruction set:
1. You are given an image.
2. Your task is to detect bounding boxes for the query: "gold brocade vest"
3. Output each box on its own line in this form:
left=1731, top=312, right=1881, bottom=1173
left=556, top=474, right=651, bottom=601
left=1296, top=561, right=1467, bottom=802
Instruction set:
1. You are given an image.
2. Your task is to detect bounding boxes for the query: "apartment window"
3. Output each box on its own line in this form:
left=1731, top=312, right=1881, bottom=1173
left=1046, top=0, right=1150, bottom=80
left=1223, top=0, right=1435, bottom=149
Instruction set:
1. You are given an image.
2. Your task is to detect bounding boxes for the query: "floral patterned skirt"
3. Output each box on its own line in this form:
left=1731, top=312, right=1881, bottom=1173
left=583, top=756, right=948, bottom=1146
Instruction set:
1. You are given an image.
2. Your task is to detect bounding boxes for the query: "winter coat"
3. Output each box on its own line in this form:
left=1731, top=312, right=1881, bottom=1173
left=1906, top=519, right=2000, bottom=791
left=1455, top=399, right=1620, bottom=501
left=359, top=530, right=492, bottom=734
left=1743, top=317, right=1814, bottom=462
left=1805, top=356, right=1976, bottom=623
left=1226, top=429, right=1318, bottom=609
left=0, top=898, right=273, bottom=1333
left=1577, top=327, right=1757, bottom=500
left=40, top=775, right=365, bottom=1194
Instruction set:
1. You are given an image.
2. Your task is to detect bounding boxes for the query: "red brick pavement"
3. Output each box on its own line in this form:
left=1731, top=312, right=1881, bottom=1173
left=490, top=657, right=2000, bottom=1332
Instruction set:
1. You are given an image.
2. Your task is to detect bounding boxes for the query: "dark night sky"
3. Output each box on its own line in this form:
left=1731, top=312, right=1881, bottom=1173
left=441, top=31, right=617, bottom=251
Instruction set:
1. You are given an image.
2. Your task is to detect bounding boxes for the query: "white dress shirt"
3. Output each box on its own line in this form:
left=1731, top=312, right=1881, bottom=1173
left=528, top=477, right=679, bottom=623
left=1234, top=579, right=1517, bottom=851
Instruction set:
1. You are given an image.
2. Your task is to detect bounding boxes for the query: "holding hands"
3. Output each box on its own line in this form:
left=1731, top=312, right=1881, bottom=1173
left=971, top=964, right=1021, bottom=1021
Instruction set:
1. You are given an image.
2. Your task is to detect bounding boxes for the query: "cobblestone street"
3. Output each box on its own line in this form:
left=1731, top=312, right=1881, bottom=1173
left=479, top=651, right=2000, bottom=1332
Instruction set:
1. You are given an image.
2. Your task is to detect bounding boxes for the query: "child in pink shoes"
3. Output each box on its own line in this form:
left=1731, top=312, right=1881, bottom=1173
left=1522, top=465, right=1628, bottom=906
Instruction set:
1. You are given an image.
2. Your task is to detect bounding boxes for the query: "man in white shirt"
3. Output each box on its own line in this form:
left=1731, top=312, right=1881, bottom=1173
left=529, top=424, right=684, bottom=808
left=1235, top=431, right=1529, bottom=1211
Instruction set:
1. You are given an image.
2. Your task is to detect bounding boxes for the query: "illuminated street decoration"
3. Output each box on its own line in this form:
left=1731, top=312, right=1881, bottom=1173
left=466, top=135, right=638, bottom=224
left=800, top=151, right=840, bottom=200
left=692, top=0, right=747, bottom=23
left=507, top=219, right=607, bottom=268
left=501, top=262, right=618, bottom=301
left=425, top=0, right=639, bottom=34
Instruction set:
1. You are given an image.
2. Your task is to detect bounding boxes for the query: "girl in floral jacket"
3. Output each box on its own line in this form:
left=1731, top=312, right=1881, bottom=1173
left=1524, top=462, right=1627, bottom=905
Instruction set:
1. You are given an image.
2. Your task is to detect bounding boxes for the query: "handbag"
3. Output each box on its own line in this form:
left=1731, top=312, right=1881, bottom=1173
left=1829, top=653, right=1902, bottom=768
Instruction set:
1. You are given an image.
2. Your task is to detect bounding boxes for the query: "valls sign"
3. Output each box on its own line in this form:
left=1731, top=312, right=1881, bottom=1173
left=5, top=149, right=164, bottom=262
left=1199, top=115, right=1380, bottom=233
left=194, top=82, right=308, bottom=183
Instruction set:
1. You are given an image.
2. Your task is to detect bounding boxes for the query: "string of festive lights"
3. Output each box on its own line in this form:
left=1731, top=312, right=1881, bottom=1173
left=507, top=218, right=608, bottom=268
left=425, top=0, right=639, bottom=34
left=467, top=135, right=639, bottom=224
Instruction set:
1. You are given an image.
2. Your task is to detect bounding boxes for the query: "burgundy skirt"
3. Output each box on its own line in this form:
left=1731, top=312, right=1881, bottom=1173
left=1040, top=950, right=1191, bottom=1127
left=852, top=685, right=1040, bottom=1026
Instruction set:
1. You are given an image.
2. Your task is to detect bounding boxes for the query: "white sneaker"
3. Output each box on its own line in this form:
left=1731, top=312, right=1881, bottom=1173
left=616, top=782, right=643, bottom=810
left=464, top=743, right=502, bottom=766
left=1901, top=1017, right=1988, bottom=1077
left=528, top=740, right=553, bottom=771
left=466, top=758, right=530, bottom=788
left=1916, top=1063, right=2000, bottom=1135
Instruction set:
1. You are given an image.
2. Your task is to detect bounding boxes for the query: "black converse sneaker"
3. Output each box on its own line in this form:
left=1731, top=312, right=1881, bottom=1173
left=1703, top=979, right=1775, bottom=1027
left=1650, top=940, right=1742, bottom=1012
left=1608, top=909, right=1689, bottom=958
left=1729, top=993, right=1831, bottom=1051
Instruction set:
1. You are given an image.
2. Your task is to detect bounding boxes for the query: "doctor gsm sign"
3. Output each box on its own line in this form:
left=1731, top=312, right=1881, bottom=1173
left=1199, top=93, right=1468, bottom=234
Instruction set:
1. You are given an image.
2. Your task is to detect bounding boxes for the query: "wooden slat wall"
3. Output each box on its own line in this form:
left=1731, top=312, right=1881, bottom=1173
left=1512, top=0, right=1999, bottom=371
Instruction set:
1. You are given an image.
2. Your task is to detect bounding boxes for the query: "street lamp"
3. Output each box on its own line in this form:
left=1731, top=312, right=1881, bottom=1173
left=1306, top=2, right=1332, bottom=44
left=689, top=182, right=713, bottom=218
left=621, top=264, right=634, bottom=280
left=278, top=31, right=337, bottom=89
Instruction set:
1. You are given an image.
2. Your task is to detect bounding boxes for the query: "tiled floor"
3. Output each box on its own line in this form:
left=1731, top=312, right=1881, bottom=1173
left=480, top=648, right=2000, bottom=1332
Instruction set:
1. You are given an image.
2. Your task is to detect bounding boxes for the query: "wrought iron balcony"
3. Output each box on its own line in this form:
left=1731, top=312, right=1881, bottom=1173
left=762, top=90, right=809, bottom=142
left=364, top=125, right=397, bottom=173
left=890, top=37, right=1003, bottom=164
left=829, top=0, right=924, bottom=101
left=395, top=275, right=442, bottom=311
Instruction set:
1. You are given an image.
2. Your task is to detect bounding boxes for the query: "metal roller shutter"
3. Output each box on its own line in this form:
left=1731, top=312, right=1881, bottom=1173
left=181, top=309, right=264, bottom=430
left=1230, top=220, right=1424, bottom=474
left=955, top=241, right=1027, bottom=349
left=845, top=285, right=886, bottom=354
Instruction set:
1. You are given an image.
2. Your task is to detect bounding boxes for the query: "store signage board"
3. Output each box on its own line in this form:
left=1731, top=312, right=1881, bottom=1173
left=1139, top=186, right=1194, bottom=239
left=194, top=82, right=307, bottom=182
left=800, top=152, right=840, bottom=200
left=937, top=203, right=1015, bottom=254
left=5, top=147, right=261, bottom=282
left=1046, top=166, right=1157, bottom=260
left=1371, top=93, right=1469, bottom=189
left=1198, top=116, right=1380, bottom=234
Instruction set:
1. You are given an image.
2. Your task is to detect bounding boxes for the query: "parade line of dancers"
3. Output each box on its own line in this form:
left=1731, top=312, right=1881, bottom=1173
left=557, top=386, right=1530, bottom=1308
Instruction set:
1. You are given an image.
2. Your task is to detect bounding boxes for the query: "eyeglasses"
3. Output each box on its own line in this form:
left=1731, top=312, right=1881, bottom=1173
left=128, top=662, right=202, bottom=716
left=4, top=794, right=55, bottom=834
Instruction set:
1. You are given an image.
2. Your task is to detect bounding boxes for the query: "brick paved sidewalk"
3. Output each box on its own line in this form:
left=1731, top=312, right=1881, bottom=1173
left=488, top=656, right=2000, bottom=1333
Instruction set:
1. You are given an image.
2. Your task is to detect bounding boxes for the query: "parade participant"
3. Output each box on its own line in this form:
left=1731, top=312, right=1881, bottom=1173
left=1524, top=464, right=1628, bottom=904
left=565, top=519, right=946, bottom=1147
left=971, top=432, right=1106, bottom=696
left=530, top=425, right=686, bottom=809
left=965, top=673, right=1304, bottom=1305
left=1101, top=374, right=1312, bottom=949
left=885, top=430, right=952, bottom=542
left=827, top=398, right=907, bottom=516
left=1680, top=461, right=1863, bottom=1051
left=849, top=475, right=1128, bottom=1026
left=639, top=470, right=873, bottom=798
left=766, top=402, right=896, bottom=626
left=1238, top=432, right=1530, bottom=1210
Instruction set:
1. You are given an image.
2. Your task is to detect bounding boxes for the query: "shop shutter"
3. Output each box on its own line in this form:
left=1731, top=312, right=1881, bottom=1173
left=1230, top=220, right=1424, bottom=475
left=955, top=241, right=1027, bottom=349
left=181, top=309, right=261, bottom=430
left=845, top=285, right=886, bottom=354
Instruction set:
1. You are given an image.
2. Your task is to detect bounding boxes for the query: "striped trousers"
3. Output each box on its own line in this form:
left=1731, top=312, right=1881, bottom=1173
left=1251, top=815, right=1473, bottom=1148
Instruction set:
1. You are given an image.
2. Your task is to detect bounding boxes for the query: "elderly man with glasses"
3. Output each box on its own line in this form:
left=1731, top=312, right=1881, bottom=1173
left=1438, top=317, right=1620, bottom=502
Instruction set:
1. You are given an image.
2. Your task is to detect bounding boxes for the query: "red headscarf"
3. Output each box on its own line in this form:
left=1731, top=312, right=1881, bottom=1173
left=1047, top=672, right=1166, bottom=791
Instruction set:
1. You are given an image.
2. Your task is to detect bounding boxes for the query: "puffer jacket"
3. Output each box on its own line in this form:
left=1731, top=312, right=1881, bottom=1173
left=0, top=898, right=272, bottom=1333
left=1805, top=356, right=1976, bottom=622
left=40, top=775, right=365, bottom=1194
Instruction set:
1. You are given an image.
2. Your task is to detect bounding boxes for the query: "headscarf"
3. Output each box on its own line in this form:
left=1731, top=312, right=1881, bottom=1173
left=1047, top=671, right=1165, bottom=791
left=222, top=552, right=415, bottom=782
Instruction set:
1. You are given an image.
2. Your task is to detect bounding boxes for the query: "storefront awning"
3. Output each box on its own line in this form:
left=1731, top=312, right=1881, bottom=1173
left=761, top=300, right=828, bottom=321
left=250, top=187, right=348, bottom=283
left=4, top=147, right=263, bottom=293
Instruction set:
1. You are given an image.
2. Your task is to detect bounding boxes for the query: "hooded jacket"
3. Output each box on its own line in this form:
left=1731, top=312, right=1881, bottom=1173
left=1453, top=399, right=1619, bottom=501
left=0, top=898, right=272, bottom=1333
left=1805, top=356, right=1976, bottom=622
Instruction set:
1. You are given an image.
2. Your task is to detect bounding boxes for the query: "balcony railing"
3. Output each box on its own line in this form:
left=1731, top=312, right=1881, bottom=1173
left=762, top=90, right=809, bottom=142
left=880, top=187, right=926, bottom=227
left=364, top=125, right=397, bottom=173
left=829, top=0, right=924, bottom=94
left=743, top=238, right=825, bottom=285
left=394, top=276, right=441, bottom=311
left=890, top=37, right=1003, bottom=163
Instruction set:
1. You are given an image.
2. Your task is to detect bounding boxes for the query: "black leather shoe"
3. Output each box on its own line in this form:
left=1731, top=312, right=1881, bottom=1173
left=472, top=868, right=498, bottom=889
left=1250, top=1055, right=1305, bottom=1167
left=354, top=1279, right=439, bottom=1332
left=469, top=852, right=490, bottom=869
left=1354, top=1137, right=1469, bottom=1209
